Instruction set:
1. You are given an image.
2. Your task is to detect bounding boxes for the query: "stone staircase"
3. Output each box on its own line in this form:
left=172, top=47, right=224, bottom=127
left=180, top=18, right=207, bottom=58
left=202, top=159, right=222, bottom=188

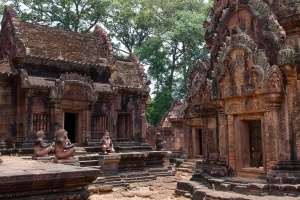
left=176, top=173, right=300, bottom=199
left=76, top=152, right=176, bottom=187
left=237, top=167, right=267, bottom=179
left=119, top=170, right=157, bottom=183
left=76, top=154, right=100, bottom=169
left=176, top=159, right=196, bottom=174
left=93, top=175, right=128, bottom=187
left=147, top=167, right=176, bottom=176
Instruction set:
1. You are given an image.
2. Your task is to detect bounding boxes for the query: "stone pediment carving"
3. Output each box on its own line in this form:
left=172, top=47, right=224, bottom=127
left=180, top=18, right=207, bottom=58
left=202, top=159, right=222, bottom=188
left=206, top=1, right=286, bottom=63
left=50, top=72, right=97, bottom=103
left=212, top=33, right=284, bottom=99
left=185, top=61, right=209, bottom=103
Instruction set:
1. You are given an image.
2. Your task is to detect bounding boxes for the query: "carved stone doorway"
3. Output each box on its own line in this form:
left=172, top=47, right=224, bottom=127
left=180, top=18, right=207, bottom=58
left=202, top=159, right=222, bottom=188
left=249, top=120, right=263, bottom=168
left=238, top=119, right=263, bottom=169
left=117, top=114, right=131, bottom=139
left=64, top=112, right=78, bottom=143
left=195, top=129, right=203, bottom=157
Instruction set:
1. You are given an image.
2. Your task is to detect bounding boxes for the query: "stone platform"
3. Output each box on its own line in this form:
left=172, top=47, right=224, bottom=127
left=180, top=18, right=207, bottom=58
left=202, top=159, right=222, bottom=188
left=176, top=173, right=300, bottom=199
left=0, top=156, right=100, bottom=199
left=83, top=151, right=175, bottom=187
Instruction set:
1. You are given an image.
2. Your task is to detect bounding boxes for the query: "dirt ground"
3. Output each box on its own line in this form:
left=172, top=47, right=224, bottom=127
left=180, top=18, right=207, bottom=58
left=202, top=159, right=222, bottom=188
left=88, top=172, right=192, bottom=200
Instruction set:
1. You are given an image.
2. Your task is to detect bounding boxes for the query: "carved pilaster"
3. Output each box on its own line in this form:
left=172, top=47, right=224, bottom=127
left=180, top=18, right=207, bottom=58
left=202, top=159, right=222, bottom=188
left=82, top=110, right=86, bottom=144
left=264, top=93, right=283, bottom=170
left=227, top=114, right=236, bottom=173
left=21, top=89, right=35, bottom=148
left=218, top=109, right=227, bottom=160
left=140, top=102, right=146, bottom=140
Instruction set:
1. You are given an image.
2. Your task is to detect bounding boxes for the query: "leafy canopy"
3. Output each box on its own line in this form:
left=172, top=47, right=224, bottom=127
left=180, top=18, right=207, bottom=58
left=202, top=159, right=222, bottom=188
left=3, top=0, right=111, bottom=33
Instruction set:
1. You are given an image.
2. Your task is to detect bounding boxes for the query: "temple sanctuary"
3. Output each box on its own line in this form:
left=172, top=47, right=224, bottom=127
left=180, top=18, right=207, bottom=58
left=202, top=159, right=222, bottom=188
left=171, top=0, right=300, bottom=184
left=0, top=6, right=151, bottom=151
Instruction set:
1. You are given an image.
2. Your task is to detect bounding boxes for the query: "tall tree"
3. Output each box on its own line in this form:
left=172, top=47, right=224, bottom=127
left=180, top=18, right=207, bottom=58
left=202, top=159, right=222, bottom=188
left=105, top=0, right=212, bottom=126
left=139, top=0, right=212, bottom=126
left=104, top=0, right=157, bottom=54
left=3, top=0, right=111, bottom=33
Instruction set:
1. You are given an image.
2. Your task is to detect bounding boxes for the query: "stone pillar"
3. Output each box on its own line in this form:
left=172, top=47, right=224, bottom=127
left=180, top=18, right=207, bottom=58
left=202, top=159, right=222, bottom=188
left=54, top=108, right=61, bottom=131
left=218, top=109, right=227, bottom=160
left=81, top=110, right=86, bottom=144
left=227, top=114, right=236, bottom=174
left=141, top=104, right=146, bottom=140
left=85, top=110, right=93, bottom=146
left=264, top=93, right=282, bottom=170
left=21, top=90, right=35, bottom=148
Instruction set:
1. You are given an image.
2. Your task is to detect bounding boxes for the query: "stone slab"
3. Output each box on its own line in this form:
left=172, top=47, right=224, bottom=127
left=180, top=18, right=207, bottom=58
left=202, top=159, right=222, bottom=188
left=0, top=156, right=100, bottom=199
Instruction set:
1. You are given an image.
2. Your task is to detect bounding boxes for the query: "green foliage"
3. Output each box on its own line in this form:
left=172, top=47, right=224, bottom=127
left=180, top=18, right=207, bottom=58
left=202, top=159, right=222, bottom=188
left=146, top=88, right=173, bottom=127
left=137, top=0, right=212, bottom=126
left=5, top=0, right=111, bottom=33
left=104, top=0, right=157, bottom=54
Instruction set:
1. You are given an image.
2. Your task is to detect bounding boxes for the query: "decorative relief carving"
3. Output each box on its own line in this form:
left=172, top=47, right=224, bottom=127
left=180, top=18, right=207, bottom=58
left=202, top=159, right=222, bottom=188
left=50, top=72, right=97, bottom=103
left=215, top=33, right=284, bottom=99
left=225, top=96, right=266, bottom=114
left=268, top=66, right=283, bottom=92
left=60, top=100, right=90, bottom=109
left=186, top=118, right=202, bottom=126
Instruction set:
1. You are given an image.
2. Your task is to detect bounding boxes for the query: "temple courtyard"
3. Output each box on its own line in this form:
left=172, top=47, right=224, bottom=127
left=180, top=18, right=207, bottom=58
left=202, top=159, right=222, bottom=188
left=0, top=155, right=299, bottom=200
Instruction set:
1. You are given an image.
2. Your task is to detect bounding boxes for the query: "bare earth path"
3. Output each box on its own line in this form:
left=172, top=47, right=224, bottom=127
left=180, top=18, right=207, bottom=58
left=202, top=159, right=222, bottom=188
left=88, top=173, right=192, bottom=200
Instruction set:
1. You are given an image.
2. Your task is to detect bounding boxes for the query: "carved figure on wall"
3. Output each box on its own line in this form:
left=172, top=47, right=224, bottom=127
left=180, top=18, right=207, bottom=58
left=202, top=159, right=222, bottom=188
left=55, top=129, right=76, bottom=159
left=34, top=130, right=53, bottom=157
left=101, top=130, right=115, bottom=154
left=155, top=132, right=166, bottom=151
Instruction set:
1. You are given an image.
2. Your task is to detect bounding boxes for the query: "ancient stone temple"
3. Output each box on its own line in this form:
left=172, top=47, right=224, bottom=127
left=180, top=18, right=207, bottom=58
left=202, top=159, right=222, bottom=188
left=153, top=98, right=190, bottom=155
left=0, top=6, right=150, bottom=151
left=180, top=0, right=300, bottom=184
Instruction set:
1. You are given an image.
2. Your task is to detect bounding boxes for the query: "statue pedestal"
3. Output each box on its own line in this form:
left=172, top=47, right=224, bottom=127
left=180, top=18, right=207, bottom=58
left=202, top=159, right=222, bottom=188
left=145, top=151, right=169, bottom=168
left=99, top=154, right=121, bottom=176
left=118, top=152, right=148, bottom=171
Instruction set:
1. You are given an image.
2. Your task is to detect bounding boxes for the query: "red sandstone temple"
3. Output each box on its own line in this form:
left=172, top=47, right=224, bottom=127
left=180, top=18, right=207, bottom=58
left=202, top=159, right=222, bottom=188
left=160, top=0, right=300, bottom=184
left=0, top=6, right=151, bottom=151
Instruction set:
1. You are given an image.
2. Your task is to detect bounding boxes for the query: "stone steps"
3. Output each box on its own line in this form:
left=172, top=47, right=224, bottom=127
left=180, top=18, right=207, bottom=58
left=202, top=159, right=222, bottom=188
left=176, top=160, right=196, bottom=174
left=122, top=175, right=156, bottom=183
left=94, top=176, right=128, bottom=187
left=119, top=170, right=150, bottom=178
left=79, top=160, right=99, bottom=167
left=74, top=146, right=87, bottom=155
left=182, top=173, right=300, bottom=198
left=237, top=168, right=267, bottom=179
left=176, top=167, right=193, bottom=173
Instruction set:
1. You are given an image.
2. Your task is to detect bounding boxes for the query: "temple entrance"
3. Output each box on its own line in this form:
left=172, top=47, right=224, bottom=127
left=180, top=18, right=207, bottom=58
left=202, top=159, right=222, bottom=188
left=196, top=129, right=203, bottom=156
left=64, top=113, right=77, bottom=143
left=239, top=119, right=263, bottom=169
left=117, top=114, right=131, bottom=138
left=249, top=120, right=263, bottom=168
